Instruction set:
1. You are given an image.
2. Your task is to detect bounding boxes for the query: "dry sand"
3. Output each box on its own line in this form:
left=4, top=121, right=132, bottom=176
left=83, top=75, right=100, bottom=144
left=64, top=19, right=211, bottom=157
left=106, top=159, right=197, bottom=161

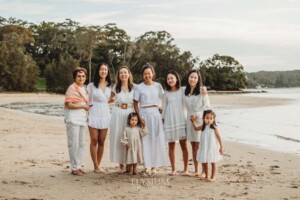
left=0, top=93, right=299, bottom=200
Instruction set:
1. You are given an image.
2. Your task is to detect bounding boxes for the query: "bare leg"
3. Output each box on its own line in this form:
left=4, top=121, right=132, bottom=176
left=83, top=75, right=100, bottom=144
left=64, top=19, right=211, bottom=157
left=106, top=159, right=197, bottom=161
left=210, top=163, right=216, bottom=181
left=89, top=127, right=100, bottom=171
left=168, top=142, right=176, bottom=175
left=97, top=129, right=107, bottom=169
left=179, top=139, right=189, bottom=175
left=119, top=164, right=125, bottom=174
left=201, top=163, right=209, bottom=180
left=191, top=142, right=199, bottom=175
left=132, top=164, right=137, bottom=175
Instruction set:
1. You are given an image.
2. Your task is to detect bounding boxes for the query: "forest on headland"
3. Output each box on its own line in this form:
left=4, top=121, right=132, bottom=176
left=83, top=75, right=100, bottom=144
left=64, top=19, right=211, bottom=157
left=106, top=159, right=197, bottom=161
left=0, top=17, right=299, bottom=93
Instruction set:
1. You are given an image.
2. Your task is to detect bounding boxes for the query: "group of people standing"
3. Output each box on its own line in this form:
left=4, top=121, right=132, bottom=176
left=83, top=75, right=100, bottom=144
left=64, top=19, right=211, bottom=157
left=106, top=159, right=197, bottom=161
left=64, top=62, right=223, bottom=181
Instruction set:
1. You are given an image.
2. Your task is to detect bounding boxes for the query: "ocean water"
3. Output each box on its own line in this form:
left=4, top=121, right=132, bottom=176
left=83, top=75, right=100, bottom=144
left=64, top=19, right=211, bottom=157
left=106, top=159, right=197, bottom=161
left=214, top=87, right=300, bottom=155
left=1, top=88, right=299, bottom=155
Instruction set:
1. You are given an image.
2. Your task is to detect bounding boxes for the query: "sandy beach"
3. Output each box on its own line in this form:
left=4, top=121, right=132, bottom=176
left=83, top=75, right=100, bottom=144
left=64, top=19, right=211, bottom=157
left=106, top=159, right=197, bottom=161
left=0, top=93, right=299, bottom=200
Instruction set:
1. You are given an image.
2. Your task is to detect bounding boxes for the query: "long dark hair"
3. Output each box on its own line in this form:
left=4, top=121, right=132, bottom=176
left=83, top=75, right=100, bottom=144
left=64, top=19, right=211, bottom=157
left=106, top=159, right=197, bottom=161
left=184, top=70, right=203, bottom=96
left=127, top=112, right=141, bottom=127
left=93, top=63, right=112, bottom=88
left=165, top=70, right=181, bottom=91
left=202, top=110, right=217, bottom=131
left=115, top=66, right=133, bottom=93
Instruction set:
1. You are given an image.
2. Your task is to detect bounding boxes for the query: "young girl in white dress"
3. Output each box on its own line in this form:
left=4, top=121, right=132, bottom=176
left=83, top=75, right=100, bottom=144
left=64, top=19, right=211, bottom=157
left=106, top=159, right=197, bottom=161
left=121, top=112, right=149, bottom=175
left=183, top=69, right=211, bottom=177
left=87, top=63, right=112, bottom=173
left=162, top=70, right=189, bottom=176
left=133, top=63, right=168, bottom=176
left=110, top=66, right=135, bottom=173
left=191, top=110, right=224, bottom=181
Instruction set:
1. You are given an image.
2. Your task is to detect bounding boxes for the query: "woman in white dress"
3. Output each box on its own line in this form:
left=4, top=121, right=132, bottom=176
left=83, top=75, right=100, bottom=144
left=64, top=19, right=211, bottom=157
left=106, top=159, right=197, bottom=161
left=162, top=70, right=188, bottom=176
left=133, top=63, right=168, bottom=176
left=87, top=63, right=112, bottom=173
left=110, top=66, right=135, bottom=173
left=183, top=69, right=211, bottom=177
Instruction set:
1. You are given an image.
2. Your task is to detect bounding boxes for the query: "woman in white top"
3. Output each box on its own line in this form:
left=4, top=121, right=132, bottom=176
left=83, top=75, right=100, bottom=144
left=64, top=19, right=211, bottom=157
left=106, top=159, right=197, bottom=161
left=133, top=63, right=168, bottom=176
left=64, top=67, right=89, bottom=176
left=87, top=63, right=112, bottom=173
left=183, top=69, right=211, bottom=177
left=110, top=66, right=135, bottom=173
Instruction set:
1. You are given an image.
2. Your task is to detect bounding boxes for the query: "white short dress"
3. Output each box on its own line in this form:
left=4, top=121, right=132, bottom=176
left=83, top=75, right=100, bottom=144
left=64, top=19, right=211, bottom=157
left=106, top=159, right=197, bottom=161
left=162, top=88, right=187, bottom=142
left=183, top=87, right=211, bottom=142
left=134, top=82, right=168, bottom=168
left=87, top=83, right=111, bottom=129
left=110, top=86, right=134, bottom=164
left=197, top=126, right=222, bottom=163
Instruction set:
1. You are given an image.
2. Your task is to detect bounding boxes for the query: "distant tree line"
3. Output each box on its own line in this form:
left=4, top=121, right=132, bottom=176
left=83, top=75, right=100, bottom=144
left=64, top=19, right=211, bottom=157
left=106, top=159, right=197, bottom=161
left=0, top=16, right=247, bottom=93
left=246, top=70, right=300, bottom=88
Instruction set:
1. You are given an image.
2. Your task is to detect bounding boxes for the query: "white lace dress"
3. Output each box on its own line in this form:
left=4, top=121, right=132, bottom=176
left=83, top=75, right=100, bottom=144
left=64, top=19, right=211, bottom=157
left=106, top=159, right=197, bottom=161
left=162, top=88, right=187, bottom=142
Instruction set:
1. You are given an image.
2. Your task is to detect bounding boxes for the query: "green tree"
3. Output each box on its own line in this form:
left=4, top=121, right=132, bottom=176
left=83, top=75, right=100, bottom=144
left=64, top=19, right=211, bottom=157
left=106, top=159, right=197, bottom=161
left=0, top=25, right=39, bottom=91
left=130, top=31, right=197, bottom=85
left=199, top=54, right=247, bottom=90
left=44, top=54, right=79, bottom=93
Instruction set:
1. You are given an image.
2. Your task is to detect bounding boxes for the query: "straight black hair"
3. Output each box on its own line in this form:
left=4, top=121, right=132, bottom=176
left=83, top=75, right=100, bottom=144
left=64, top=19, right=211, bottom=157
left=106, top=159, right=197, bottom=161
left=93, top=62, right=112, bottom=88
left=165, top=70, right=181, bottom=91
left=184, top=69, right=203, bottom=96
left=202, top=110, right=217, bottom=131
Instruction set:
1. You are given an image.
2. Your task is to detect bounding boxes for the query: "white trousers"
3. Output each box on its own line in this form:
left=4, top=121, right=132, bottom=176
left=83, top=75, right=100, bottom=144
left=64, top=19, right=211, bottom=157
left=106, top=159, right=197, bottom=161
left=66, top=123, right=86, bottom=171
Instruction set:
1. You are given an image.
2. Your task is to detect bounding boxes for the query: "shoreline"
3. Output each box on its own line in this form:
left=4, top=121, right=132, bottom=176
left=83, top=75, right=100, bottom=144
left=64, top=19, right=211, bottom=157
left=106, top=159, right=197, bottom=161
left=1, top=93, right=299, bottom=199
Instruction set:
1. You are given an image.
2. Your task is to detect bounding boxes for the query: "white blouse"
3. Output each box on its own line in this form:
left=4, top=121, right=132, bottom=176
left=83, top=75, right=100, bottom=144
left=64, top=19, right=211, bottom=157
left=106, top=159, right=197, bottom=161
left=133, top=82, right=163, bottom=107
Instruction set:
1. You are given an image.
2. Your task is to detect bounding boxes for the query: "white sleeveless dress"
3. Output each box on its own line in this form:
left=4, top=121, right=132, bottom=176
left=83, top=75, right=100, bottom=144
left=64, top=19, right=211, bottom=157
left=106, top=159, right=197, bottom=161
left=197, top=125, right=222, bottom=163
left=110, top=86, right=134, bottom=164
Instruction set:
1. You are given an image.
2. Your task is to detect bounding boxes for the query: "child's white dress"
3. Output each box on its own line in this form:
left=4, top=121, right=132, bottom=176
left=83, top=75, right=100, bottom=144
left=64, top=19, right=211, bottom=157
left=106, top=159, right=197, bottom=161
left=162, top=88, right=187, bottom=142
left=121, top=127, right=149, bottom=164
left=197, top=125, right=222, bottom=163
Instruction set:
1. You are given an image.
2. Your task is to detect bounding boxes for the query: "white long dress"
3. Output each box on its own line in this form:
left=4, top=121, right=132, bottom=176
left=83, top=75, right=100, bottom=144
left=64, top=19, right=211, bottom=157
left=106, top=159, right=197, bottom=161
left=110, top=86, right=134, bottom=164
left=133, top=82, right=168, bottom=168
left=87, top=83, right=111, bottom=129
left=183, top=87, right=211, bottom=142
left=162, top=88, right=187, bottom=142
left=197, top=126, right=222, bottom=163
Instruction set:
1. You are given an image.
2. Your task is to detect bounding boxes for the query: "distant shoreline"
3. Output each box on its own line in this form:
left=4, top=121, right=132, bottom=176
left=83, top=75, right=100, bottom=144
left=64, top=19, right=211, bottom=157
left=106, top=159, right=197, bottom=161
left=208, top=89, right=267, bottom=94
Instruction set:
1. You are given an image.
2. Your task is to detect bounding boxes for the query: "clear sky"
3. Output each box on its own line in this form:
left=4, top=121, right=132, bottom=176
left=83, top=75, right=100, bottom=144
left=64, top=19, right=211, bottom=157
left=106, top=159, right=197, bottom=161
left=1, top=0, right=299, bottom=72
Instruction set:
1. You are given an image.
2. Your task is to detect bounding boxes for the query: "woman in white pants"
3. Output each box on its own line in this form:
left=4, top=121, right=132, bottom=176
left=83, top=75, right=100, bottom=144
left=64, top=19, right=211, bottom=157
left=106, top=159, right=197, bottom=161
left=64, top=67, right=90, bottom=176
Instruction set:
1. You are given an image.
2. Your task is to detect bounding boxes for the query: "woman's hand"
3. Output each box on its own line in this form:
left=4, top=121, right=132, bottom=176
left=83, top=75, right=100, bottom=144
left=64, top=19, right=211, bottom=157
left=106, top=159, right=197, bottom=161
left=82, top=104, right=90, bottom=111
left=219, top=147, right=224, bottom=155
left=140, top=118, right=146, bottom=128
left=126, top=144, right=130, bottom=150
left=190, top=114, right=197, bottom=122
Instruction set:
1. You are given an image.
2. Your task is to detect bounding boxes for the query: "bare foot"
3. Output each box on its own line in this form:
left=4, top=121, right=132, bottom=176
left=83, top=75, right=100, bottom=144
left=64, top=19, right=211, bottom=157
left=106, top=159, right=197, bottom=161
left=168, top=170, right=177, bottom=176
left=181, top=171, right=190, bottom=176
left=190, top=172, right=200, bottom=177
left=94, top=168, right=102, bottom=173
left=200, top=172, right=206, bottom=178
